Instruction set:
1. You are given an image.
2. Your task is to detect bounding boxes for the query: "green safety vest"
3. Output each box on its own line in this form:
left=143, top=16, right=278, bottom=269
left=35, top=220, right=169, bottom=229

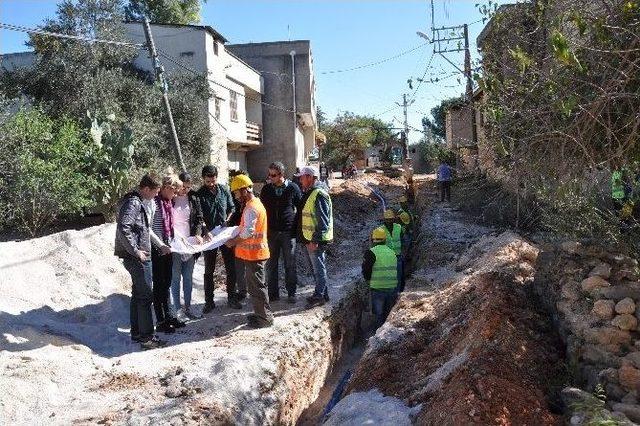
left=369, top=245, right=398, bottom=290
left=384, top=223, right=402, bottom=255
left=612, top=170, right=625, bottom=200
left=302, top=188, right=334, bottom=242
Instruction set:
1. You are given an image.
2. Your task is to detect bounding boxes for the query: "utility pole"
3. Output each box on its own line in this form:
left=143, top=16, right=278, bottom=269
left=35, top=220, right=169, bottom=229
left=142, top=18, right=186, bottom=173
left=425, top=17, right=477, bottom=145
left=396, top=94, right=414, bottom=160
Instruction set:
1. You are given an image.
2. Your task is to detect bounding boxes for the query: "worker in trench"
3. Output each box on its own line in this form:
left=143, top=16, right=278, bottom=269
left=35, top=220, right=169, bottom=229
left=225, top=174, right=274, bottom=328
left=362, top=227, right=399, bottom=329
left=382, top=209, right=405, bottom=292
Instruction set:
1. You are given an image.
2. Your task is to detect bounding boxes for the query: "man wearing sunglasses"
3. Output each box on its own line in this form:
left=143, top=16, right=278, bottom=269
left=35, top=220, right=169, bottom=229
left=259, top=161, right=302, bottom=303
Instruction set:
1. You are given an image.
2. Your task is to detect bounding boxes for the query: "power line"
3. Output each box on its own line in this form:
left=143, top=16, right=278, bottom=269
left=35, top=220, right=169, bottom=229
left=319, top=42, right=429, bottom=75
left=408, top=51, right=436, bottom=102
left=0, top=22, right=146, bottom=48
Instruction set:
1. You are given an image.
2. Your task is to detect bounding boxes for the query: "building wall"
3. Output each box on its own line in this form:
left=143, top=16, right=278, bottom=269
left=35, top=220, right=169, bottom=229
left=227, top=41, right=316, bottom=179
left=445, top=106, right=475, bottom=149
left=0, top=52, right=36, bottom=71
left=123, top=23, right=263, bottom=182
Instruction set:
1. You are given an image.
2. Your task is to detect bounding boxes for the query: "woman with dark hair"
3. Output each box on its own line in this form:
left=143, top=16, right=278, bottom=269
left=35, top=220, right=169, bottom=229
left=170, top=172, right=206, bottom=320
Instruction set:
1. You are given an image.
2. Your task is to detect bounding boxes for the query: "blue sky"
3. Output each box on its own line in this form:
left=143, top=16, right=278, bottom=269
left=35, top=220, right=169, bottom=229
left=0, top=0, right=510, bottom=144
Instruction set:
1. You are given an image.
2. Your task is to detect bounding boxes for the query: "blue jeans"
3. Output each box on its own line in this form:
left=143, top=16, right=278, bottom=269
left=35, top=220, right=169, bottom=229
left=122, top=258, right=154, bottom=340
left=266, top=231, right=298, bottom=298
left=371, top=288, right=398, bottom=329
left=171, top=253, right=195, bottom=311
left=306, top=243, right=328, bottom=299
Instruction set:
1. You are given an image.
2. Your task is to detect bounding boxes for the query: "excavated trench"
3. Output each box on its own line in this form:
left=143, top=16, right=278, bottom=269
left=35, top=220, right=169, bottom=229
left=315, top=178, right=571, bottom=425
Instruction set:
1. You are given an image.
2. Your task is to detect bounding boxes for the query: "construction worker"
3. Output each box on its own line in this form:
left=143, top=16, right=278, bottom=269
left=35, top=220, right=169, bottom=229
left=612, top=168, right=626, bottom=212
left=362, top=227, right=398, bottom=329
left=382, top=209, right=405, bottom=292
left=296, top=166, right=334, bottom=308
left=225, top=174, right=273, bottom=328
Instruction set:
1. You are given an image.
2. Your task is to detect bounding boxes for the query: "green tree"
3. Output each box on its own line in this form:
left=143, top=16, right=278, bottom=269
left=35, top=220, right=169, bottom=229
left=321, top=112, right=396, bottom=169
left=125, top=0, right=206, bottom=24
left=0, top=109, right=97, bottom=236
left=421, top=96, right=464, bottom=139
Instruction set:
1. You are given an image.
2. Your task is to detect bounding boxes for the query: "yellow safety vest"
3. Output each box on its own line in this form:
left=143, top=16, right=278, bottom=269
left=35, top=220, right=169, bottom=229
left=369, top=245, right=398, bottom=290
left=302, top=188, right=334, bottom=242
left=384, top=223, right=402, bottom=255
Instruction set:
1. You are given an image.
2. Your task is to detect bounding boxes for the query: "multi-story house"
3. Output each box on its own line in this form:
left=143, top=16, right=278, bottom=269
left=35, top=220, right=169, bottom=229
left=1, top=22, right=318, bottom=181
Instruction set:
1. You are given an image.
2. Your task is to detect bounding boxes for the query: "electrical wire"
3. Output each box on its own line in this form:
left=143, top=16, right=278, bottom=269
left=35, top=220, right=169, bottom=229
left=0, top=22, right=146, bottom=48
left=319, top=42, right=429, bottom=75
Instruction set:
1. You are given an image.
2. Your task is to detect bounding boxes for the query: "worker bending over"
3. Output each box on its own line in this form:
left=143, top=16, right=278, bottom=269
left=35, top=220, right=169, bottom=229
left=362, top=227, right=399, bottom=329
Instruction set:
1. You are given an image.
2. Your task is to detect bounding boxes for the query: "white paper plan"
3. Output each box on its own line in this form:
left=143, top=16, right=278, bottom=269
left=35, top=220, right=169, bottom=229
left=170, top=226, right=239, bottom=254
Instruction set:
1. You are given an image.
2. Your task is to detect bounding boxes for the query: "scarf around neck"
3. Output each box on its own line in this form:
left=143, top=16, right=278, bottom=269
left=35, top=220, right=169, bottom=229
left=160, top=197, right=174, bottom=239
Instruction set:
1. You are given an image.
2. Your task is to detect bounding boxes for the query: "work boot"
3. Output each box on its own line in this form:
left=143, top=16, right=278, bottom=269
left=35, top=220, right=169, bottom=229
left=184, top=307, right=201, bottom=320
left=247, top=315, right=273, bottom=329
left=306, top=294, right=326, bottom=308
left=140, top=336, right=167, bottom=350
left=228, top=297, right=242, bottom=310
left=155, top=321, right=175, bottom=334
left=202, top=302, right=216, bottom=314
left=169, top=317, right=186, bottom=329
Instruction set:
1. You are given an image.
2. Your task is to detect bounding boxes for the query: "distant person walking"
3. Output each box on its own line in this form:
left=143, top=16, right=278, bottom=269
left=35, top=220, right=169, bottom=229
left=170, top=172, right=206, bottom=320
left=296, top=166, right=334, bottom=308
left=114, top=174, right=166, bottom=350
left=197, top=165, right=241, bottom=312
left=362, top=227, right=398, bottom=329
left=226, top=174, right=273, bottom=328
left=437, top=160, right=453, bottom=202
left=151, top=172, right=185, bottom=334
left=260, top=162, right=302, bottom=303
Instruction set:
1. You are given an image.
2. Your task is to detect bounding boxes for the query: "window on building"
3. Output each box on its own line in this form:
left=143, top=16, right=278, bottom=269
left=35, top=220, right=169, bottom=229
left=229, top=91, right=238, bottom=122
left=214, top=97, right=221, bottom=120
left=180, top=51, right=194, bottom=58
left=213, top=42, right=219, bottom=56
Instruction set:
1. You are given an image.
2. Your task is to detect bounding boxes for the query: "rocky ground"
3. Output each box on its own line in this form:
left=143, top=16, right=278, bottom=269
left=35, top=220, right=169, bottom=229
left=0, top=174, right=405, bottom=425
left=325, top=179, right=570, bottom=425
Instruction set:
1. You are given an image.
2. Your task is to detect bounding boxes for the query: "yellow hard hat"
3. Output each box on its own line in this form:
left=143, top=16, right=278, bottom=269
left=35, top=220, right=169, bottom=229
left=383, top=209, right=396, bottom=220
left=372, top=227, right=387, bottom=242
left=399, top=211, right=411, bottom=225
left=230, top=174, right=253, bottom=192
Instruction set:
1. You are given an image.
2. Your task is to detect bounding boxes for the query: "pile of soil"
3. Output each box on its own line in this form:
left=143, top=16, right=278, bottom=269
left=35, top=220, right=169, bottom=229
left=332, top=183, right=568, bottom=425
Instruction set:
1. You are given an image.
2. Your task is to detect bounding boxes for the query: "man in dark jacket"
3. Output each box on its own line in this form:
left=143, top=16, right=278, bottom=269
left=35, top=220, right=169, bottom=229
left=260, top=162, right=302, bottom=303
left=114, top=173, right=167, bottom=350
left=196, top=165, right=240, bottom=312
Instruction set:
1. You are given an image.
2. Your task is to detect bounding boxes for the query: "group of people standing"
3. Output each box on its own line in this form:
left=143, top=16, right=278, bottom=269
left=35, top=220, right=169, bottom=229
left=115, top=162, right=334, bottom=350
left=362, top=196, right=415, bottom=329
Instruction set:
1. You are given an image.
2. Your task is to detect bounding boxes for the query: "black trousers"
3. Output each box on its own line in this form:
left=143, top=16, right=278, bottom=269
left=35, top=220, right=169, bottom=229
left=203, top=244, right=237, bottom=304
left=439, top=181, right=451, bottom=202
left=122, top=258, right=154, bottom=340
left=152, top=249, right=174, bottom=324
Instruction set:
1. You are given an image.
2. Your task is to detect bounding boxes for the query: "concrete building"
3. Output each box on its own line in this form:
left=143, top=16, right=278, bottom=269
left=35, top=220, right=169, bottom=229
left=0, top=23, right=317, bottom=181
left=227, top=41, right=317, bottom=179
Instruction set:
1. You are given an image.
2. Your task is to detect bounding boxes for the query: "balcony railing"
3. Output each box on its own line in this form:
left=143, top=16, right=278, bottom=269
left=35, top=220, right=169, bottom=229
left=246, top=121, right=262, bottom=143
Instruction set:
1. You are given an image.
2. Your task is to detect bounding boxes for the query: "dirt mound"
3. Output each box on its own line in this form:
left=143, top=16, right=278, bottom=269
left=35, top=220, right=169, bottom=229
left=341, top=224, right=566, bottom=424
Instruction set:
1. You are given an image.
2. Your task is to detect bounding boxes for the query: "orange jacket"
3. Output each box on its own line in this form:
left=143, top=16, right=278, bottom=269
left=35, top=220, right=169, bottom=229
left=235, top=197, right=270, bottom=261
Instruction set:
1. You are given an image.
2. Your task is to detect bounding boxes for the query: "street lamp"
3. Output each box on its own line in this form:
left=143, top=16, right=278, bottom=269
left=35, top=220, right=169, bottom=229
left=416, top=31, right=431, bottom=42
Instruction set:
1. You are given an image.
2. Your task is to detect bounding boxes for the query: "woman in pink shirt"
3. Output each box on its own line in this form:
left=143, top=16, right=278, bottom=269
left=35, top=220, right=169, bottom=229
left=171, top=172, right=206, bottom=319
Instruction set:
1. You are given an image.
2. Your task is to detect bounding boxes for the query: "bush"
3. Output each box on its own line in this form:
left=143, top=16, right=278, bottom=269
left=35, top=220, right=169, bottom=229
left=0, top=108, right=97, bottom=236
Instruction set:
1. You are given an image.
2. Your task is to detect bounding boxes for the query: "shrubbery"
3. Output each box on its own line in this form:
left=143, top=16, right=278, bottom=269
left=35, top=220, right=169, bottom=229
left=0, top=108, right=97, bottom=236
